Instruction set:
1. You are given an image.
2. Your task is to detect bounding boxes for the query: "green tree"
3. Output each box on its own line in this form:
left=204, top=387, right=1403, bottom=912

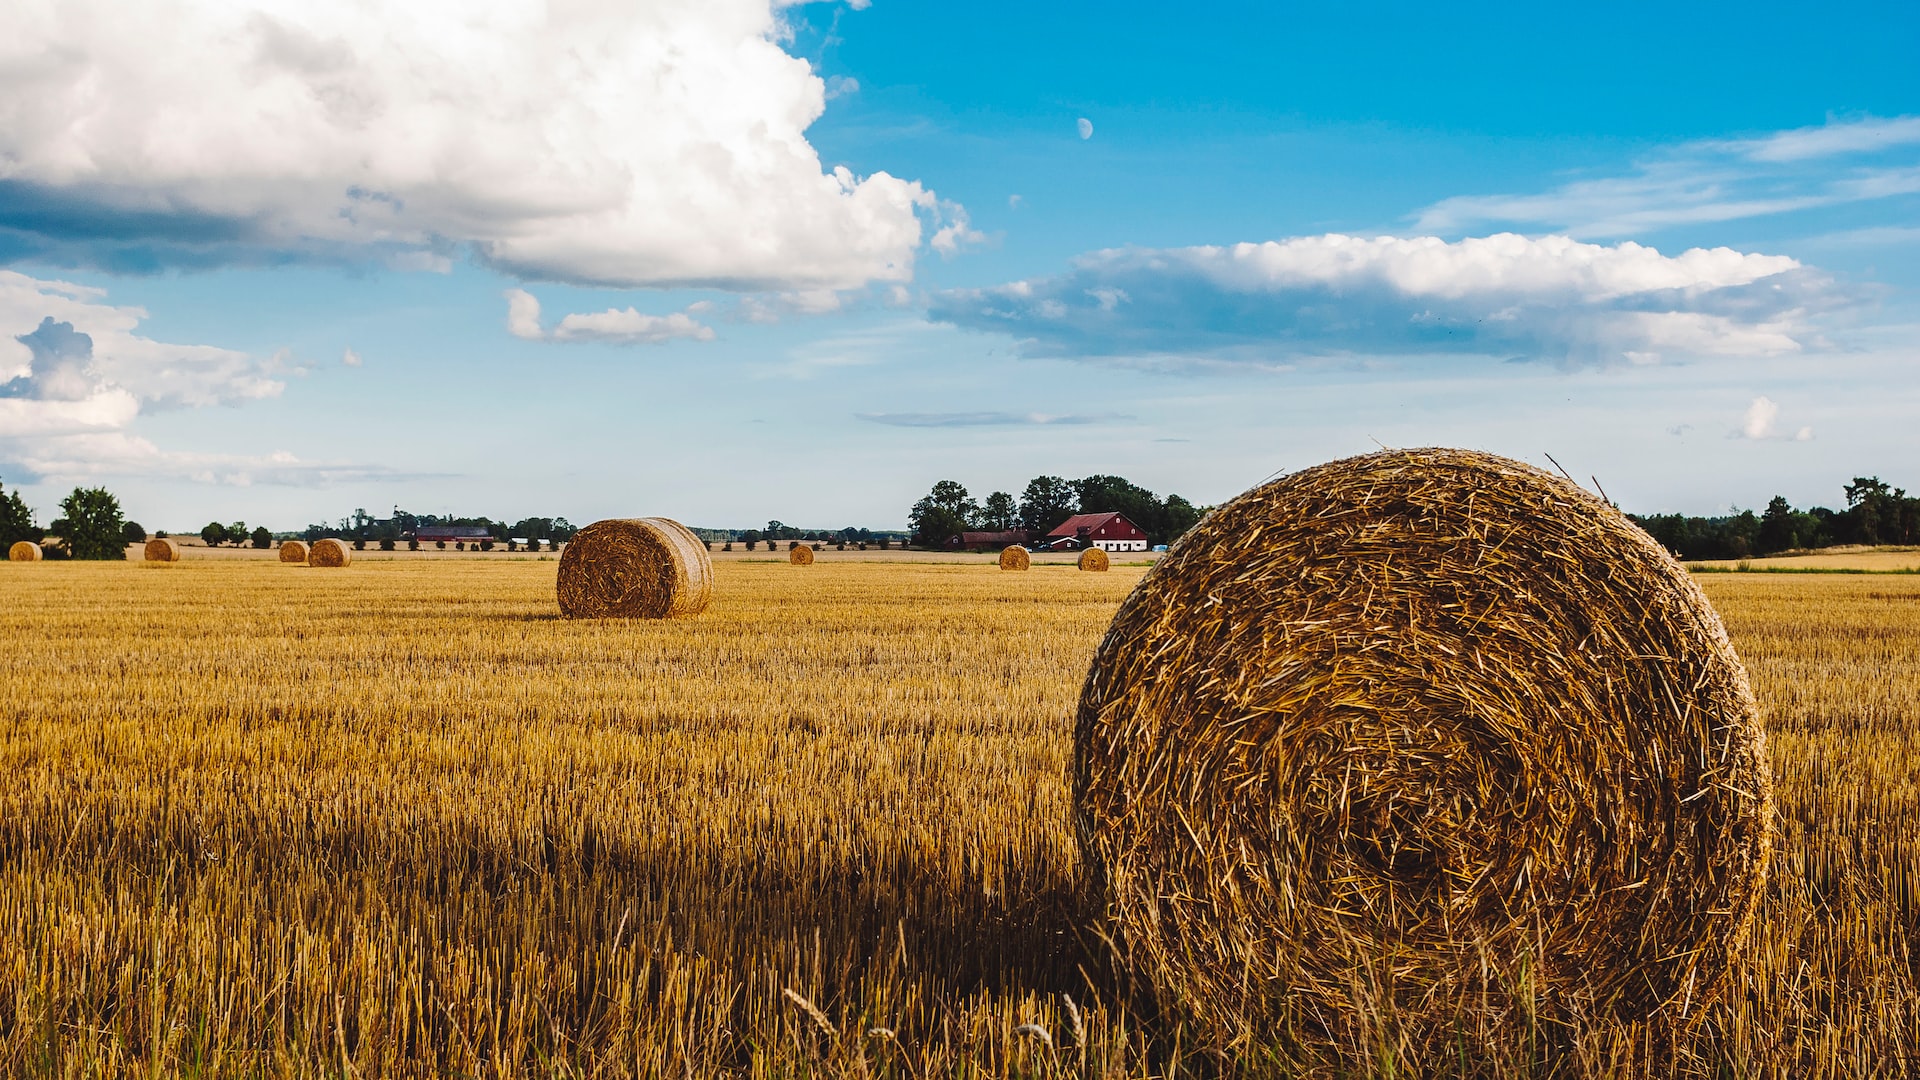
left=0, top=479, right=42, bottom=547
left=122, top=521, right=147, bottom=544
left=909, top=480, right=978, bottom=547
left=201, top=522, right=227, bottom=547
left=250, top=526, right=273, bottom=549
left=1017, top=475, right=1077, bottom=536
left=980, top=491, right=1017, bottom=531
left=1757, top=496, right=1798, bottom=554
left=1162, top=494, right=1204, bottom=543
left=54, top=487, right=128, bottom=560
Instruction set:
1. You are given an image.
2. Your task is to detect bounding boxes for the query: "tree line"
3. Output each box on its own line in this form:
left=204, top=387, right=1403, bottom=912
left=1632, top=476, right=1920, bottom=560
left=907, top=474, right=1205, bottom=549
left=0, top=480, right=142, bottom=560
left=300, top=508, right=578, bottom=550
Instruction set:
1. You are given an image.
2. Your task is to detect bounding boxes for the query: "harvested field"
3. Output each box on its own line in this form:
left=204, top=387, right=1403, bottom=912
left=0, top=560, right=1918, bottom=1077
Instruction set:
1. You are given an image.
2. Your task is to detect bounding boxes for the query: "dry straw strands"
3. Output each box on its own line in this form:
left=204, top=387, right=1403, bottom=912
left=144, top=537, right=182, bottom=562
left=1077, top=547, right=1109, bottom=572
left=999, top=545, right=1031, bottom=571
left=557, top=517, right=713, bottom=619
left=1073, top=447, right=1772, bottom=1061
left=8, top=540, right=40, bottom=562
left=308, top=538, right=352, bottom=568
left=790, top=543, right=815, bottom=566
left=279, top=540, right=309, bottom=564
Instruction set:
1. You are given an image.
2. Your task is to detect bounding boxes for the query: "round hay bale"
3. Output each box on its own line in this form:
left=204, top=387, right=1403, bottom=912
left=9, top=540, right=41, bottom=562
left=1074, top=447, right=1771, bottom=1057
left=998, top=545, right=1030, bottom=571
left=308, top=538, right=352, bottom=567
left=143, top=537, right=181, bottom=562
left=1077, top=546, right=1110, bottom=572
left=278, top=540, right=310, bottom=564
left=790, top=543, right=815, bottom=566
left=556, top=517, right=712, bottom=619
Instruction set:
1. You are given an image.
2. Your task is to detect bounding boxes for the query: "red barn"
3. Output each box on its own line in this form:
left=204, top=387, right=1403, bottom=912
left=1046, top=512, right=1148, bottom=552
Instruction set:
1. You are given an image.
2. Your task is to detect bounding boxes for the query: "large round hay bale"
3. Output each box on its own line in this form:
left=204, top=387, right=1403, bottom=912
left=308, top=538, right=352, bottom=567
left=278, top=540, right=309, bottom=564
left=790, top=543, right=815, bottom=566
left=1077, top=546, right=1109, bottom=572
left=557, top=517, right=712, bottom=619
left=1074, top=447, right=1771, bottom=1058
left=998, top=545, right=1030, bottom=571
left=8, top=540, right=41, bottom=562
left=143, top=537, right=181, bottom=562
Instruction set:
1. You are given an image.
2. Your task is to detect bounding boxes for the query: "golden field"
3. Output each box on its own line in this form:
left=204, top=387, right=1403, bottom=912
left=2, top=558, right=1920, bottom=1077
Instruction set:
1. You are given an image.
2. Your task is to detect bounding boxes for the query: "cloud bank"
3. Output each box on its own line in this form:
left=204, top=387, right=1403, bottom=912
left=856, top=411, right=1129, bottom=428
left=0, top=1, right=942, bottom=289
left=929, top=233, right=1835, bottom=367
left=0, top=270, right=369, bottom=484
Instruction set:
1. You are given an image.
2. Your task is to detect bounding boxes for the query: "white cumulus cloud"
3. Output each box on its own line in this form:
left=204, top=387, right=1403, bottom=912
left=504, top=289, right=714, bottom=345
left=1735, top=395, right=1815, bottom=441
left=929, top=233, right=1835, bottom=368
left=0, top=0, right=947, bottom=290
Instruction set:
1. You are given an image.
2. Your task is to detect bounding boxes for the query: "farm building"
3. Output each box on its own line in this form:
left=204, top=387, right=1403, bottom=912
left=948, top=529, right=1031, bottom=551
left=414, top=525, right=494, bottom=545
left=1046, top=512, right=1148, bottom=552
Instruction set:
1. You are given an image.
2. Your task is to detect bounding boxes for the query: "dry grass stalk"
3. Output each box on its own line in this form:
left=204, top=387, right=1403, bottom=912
left=8, top=540, right=40, bottom=562
left=999, top=545, right=1031, bottom=571
left=790, top=543, right=815, bottom=566
left=1077, top=547, right=1110, bottom=572
left=279, top=540, right=309, bottom=564
left=144, top=537, right=181, bottom=562
left=1074, top=447, right=1773, bottom=1063
left=557, top=517, right=712, bottom=619
left=307, top=538, right=352, bottom=568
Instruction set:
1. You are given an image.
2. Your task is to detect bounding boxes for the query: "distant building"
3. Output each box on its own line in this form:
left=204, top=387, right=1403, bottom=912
left=1046, top=512, right=1148, bottom=552
left=415, top=525, right=493, bottom=544
left=948, top=529, right=1031, bottom=551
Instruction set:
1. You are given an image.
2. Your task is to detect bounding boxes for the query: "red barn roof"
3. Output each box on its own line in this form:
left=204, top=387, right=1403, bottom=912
left=1046, top=512, right=1145, bottom=540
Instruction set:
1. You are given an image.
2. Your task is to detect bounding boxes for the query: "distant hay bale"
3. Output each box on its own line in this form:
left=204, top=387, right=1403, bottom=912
left=1074, top=447, right=1772, bottom=1058
left=279, top=540, right=309, bottom=564
left=998, top=545, right=1030, bottom=571
left=144, top=537, right=181, bottom=562
left=8, top=540, right=41, bottom=562
left=1077, top=547, right=1109, bottom=572
left=790, top=543, right=815, bottom=566
left=557, top=517, right=712, bottom=619
left=308, top=538, right=352, bottom=568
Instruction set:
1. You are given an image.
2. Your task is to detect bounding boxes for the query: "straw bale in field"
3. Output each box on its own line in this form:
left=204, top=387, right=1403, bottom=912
left=790, top=543, right=814, bottom=566
left=1077, top=547, right=1109, bottom=572
left=557, top=517, right=712, bottom=619
left=8, top=540, right=40, bottom=562
left=144, top=537, right=181, bottom=562
left=1073, top=447, right=1772, bottom=1056
left=279, top=540, right=309, bottom=563
left=308, top=538, right=352, bottom=567
left=998, top=545, right=1030, bottom=571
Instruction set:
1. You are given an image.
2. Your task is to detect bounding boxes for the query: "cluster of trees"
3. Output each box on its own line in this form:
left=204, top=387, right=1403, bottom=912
left=0, top=479, right=138, bottom=560
left=201, top=521, right=273, bottom=549
left=1632, top=476, right=1920, bottom=560
left=907, top=474, right=1205, bottom=549
left=300, top=509, right=578, bottom=547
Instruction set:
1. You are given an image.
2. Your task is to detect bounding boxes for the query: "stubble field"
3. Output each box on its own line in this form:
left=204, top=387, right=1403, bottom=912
left=2, top=558, right=1919, bottom=1077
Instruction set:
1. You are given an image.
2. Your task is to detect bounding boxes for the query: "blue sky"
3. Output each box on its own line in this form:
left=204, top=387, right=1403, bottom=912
left=1, top=0, right=1915, bottom=532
